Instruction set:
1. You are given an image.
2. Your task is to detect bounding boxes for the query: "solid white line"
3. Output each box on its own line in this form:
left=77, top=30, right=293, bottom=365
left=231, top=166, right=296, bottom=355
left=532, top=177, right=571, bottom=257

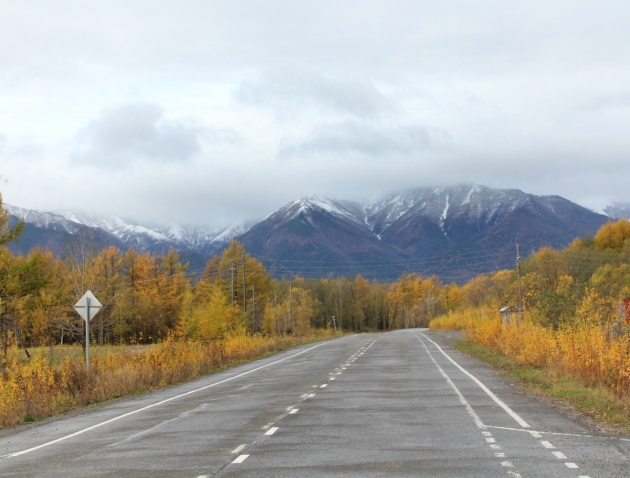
left=232, top=454, right=249, bottom=464
left=231, top=444, right=246, bottom=454
left=415, top=335, right=486, bottom=429
left=265, top=427, right=279, bottom=436
left=0, top=336, right=348, bottom=459
left=418, top=332, right=531, bottom=428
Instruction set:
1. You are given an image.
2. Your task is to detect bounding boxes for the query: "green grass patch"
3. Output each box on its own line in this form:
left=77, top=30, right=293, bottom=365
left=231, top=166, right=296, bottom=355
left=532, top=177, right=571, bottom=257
left=454, top=339, right=630, bottom=433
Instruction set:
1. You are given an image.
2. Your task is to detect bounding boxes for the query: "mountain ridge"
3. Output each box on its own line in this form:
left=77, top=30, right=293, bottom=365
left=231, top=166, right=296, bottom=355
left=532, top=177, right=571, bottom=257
left=4, top=184, right=612, bottom=282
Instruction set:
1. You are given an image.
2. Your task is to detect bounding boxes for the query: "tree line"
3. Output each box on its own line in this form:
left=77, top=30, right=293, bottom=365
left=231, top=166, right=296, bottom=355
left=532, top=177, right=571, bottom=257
left=3, top=187, right=630, bottom=352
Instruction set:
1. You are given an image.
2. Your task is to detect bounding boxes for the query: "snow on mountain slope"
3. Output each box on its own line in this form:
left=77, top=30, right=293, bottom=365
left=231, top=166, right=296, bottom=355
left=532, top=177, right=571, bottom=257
left=273, top=196, right=367, bottom=228
left=5, top=204, right=246, bottom=253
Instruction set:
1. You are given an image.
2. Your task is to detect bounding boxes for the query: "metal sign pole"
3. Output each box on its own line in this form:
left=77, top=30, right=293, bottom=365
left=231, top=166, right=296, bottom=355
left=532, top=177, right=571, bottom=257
left=86, top=296, right=90, bottom=372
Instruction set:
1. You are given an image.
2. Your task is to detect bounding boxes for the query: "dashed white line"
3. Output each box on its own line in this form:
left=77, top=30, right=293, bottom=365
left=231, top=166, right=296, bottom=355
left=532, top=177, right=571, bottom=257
left=540, top=441, right=554, bottom=449
left=289, top=408, right=299, bottom=414
left=565, top=462, right=579, bottom=469
left=264, top=427, right=279, bottom=436
left=552, top=451, right=567, bottom=460
left=0, top=336, right=349, bottom=459
left=231, top=444, right=247, bottom=454
left=308, top=393, right=315, bottom=398
left=320, top=384, right=327, bottom=388
left=232, top=454, right=249, bottom=464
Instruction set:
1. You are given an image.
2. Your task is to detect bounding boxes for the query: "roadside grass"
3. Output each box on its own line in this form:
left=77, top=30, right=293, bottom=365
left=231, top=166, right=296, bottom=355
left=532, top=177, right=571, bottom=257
left=454, top=339, right=630, bottom=433
left=14, top=344, right=155, bottom=363
left=0, top=331, right=340, bottom=428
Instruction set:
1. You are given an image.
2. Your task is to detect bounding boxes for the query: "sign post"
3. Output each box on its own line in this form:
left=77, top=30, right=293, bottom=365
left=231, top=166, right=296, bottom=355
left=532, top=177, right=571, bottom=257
left=74, top=291, right=102, bottom=372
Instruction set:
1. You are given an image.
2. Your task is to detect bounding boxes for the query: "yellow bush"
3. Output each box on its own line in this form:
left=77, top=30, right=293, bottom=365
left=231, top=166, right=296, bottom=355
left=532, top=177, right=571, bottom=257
left=0, top=331, right=334, bottom=428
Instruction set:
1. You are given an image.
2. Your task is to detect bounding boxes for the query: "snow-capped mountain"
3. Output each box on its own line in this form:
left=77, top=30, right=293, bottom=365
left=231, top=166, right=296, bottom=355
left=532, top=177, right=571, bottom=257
left=5, top=204, right=247, bottom=255
left=604, top=203, right=630, bottom=220
left=238, top=184, right=609, bottom=281
left=4, top=184, right=610, bottom=282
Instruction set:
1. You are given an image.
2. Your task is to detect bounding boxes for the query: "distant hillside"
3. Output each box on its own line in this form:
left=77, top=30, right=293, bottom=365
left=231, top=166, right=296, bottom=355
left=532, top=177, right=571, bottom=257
left=238, top=185, right=608, bottom=282
left=4, top=184, right=609, bottom=282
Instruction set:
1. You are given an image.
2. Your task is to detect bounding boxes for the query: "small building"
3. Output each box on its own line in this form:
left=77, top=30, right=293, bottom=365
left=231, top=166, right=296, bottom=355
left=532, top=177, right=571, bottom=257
left=499, top=305, right=519, bottom=324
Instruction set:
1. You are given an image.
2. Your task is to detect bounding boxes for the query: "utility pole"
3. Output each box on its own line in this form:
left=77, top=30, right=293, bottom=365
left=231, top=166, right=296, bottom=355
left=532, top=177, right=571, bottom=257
left=252, top=285, right=255, bottom=334
left=289, top=282, right=292, bottom=328
left=274, top=290, right=278, bottom=335
left=242, top=254, right=246, bottom=313
left=516, top=243, right=524, bottom=320
left=2, top=301, right=7, bottom=358
left=231, top=258, right=235, bottom=310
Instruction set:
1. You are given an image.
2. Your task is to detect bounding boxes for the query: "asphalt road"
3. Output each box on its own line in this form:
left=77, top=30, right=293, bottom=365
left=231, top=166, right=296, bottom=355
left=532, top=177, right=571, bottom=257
left=0, top=329, right=628, bottom=477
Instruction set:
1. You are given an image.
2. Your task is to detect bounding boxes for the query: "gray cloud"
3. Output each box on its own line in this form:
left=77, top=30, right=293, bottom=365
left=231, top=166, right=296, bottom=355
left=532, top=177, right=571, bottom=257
left=235, top=71, right=394, bottom=119
left=74, top=104, right=202, bottom=167
left=279, top=120, right=434, bottom=158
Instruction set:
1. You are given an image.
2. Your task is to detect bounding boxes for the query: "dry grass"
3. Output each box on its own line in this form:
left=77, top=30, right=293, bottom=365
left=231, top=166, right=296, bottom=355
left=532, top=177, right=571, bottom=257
left=430, top=309, right=630, bottom=429
left=0, top=331, right=337, bottom=428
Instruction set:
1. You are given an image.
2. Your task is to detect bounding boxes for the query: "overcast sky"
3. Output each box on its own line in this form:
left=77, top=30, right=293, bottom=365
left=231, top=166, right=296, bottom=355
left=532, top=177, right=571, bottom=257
left=1, top=1, right=630, bottom=226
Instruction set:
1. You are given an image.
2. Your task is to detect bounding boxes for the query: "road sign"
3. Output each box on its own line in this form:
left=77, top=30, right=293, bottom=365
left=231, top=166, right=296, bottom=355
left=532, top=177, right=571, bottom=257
left=74, top=290, right=102, bottom=373
left=74, top=291, right=102, bottom=322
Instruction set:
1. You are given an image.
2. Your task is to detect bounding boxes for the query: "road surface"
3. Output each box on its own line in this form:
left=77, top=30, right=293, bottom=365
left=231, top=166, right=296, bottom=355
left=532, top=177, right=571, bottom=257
left=0, top=329, right=628, bottom=477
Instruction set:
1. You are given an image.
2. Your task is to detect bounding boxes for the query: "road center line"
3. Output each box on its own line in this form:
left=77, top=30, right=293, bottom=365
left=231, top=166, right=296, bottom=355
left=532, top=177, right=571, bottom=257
left=0, top=336, right=349, bottom=459
left=418, top=332, right=530, bottom=429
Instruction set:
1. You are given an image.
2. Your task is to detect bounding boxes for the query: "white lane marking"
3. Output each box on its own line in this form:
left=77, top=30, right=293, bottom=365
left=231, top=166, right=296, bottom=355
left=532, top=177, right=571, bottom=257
left=329, top=377, right=335, bottom=380
left=197, top=475, right=210, bottom=478
left=286, top=406, right=293, bottom=411
left=501, top=461, right=513, bottom=467
left=579, top=476, right=592, bottom=478
left=494, top=453, right=505, bottom=458
left=265, top=427, right=279, bottom=436
left=308, top=393, right=316, bottom=398
left=507, top=472, right=522, bottom=477
left=552, top=451, right=567, bottom=460
left=490, top=425, right=595, bottom=439
left=232, top=454, right=249, bottom=464
left=300, top=394, right=308, bottom=399
left=415, top=335, right=486, bottom=429
left=486, top=437, right=496, bottom=443
left=419, top=332, right=531, bottom=429
left=263, top=422, right=274, bottom=430
left=0, top=336, right=349, bottom=459
left=490, top=445, right=501, bottom=449
left=565, top=462, right=579, bottom=469
left=337, top=372, right=342, bottom=375
left=231, top=444, right=247, bottom=454
left=540, top=440, right=555, bottom=449
left=320, top=384, right=327, bottom=388
left=289, top=409, right=299, bottom=414
left=482, top=431, right=492, bottom=436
